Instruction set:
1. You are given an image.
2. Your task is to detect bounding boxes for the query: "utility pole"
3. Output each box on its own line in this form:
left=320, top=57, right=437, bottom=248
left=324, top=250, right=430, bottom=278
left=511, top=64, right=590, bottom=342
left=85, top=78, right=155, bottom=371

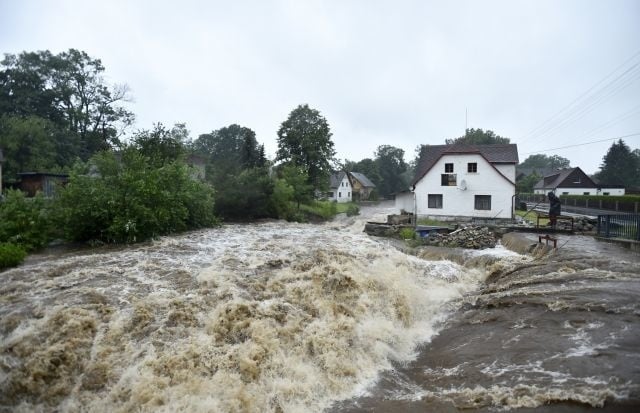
left=465, top=107, right=468, bottom=136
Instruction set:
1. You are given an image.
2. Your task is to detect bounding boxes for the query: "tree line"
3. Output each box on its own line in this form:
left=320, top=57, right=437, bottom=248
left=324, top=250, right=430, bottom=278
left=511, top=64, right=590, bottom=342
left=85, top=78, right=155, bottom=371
left=0, top=49, right=350, bottom=267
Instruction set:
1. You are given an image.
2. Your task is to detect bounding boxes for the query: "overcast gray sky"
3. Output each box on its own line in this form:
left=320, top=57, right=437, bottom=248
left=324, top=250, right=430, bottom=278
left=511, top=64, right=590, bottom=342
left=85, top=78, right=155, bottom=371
left=1, top=0, right=639, bottom=174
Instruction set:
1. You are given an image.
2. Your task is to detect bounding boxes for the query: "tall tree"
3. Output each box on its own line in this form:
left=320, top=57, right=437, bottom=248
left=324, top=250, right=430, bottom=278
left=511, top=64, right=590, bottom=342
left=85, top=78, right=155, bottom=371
left=0, top=49, right=134, bottom=166
left=593, top=139, right=640, bottom=187
left=518, top=154, right=570, bottom=170
left=0, top=116, right=61, bottom=179
left=374, top=145, right=408, bottom=198
left=445, top=128, right=510, bottom=145
left=276, top=104, right=336, bottom=190
left=193, top=124, right=265, bottom=171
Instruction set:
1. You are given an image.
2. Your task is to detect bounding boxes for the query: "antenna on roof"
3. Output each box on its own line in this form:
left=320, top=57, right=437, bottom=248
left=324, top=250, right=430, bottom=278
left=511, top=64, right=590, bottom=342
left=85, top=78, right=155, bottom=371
left=465, top=107, right=468, bottom=136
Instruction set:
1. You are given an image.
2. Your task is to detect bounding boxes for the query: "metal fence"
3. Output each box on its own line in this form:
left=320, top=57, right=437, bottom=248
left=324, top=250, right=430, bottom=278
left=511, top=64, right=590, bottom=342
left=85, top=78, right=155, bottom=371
left=517, top=194, right=639, bottom=214
left=597, top=214, right=640, bottom=241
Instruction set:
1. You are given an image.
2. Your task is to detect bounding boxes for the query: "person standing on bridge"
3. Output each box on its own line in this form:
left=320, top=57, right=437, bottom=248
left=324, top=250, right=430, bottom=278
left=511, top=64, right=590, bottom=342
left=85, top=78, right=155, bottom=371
left=548, top=192, right=561, bottom=228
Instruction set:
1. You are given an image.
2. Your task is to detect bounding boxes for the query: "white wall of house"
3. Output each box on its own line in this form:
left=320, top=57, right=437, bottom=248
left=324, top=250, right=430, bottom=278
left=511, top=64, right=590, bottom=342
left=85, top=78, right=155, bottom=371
left=329, top=175, right=352, bottom=203
left=414, top=153, right=514, bottom=219
left=535, top=187, right=626, bottom=196
left=395, top=192, right=414, bottom=213
left=493, top=163, right=516, bottom=182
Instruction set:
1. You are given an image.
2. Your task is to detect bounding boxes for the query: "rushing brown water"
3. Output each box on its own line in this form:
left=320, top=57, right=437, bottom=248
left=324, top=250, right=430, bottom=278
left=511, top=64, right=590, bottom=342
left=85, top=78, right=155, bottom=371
left=1, top=205, right=638, bottom=412
left=333, top=233, right=640, bottom=412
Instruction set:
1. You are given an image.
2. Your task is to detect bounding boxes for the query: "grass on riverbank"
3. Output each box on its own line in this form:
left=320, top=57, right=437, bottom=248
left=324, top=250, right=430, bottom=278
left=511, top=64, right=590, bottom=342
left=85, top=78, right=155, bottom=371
left=516, top=209, right=550, bottom=226
left=416, top=217, right=449, bottom=226
left=297, top=201, right=360, bottom=221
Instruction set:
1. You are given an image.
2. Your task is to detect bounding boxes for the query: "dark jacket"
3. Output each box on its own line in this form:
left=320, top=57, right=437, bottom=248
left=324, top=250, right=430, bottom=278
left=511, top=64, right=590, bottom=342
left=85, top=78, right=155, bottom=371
left=548, top=192, right=561, bottom=216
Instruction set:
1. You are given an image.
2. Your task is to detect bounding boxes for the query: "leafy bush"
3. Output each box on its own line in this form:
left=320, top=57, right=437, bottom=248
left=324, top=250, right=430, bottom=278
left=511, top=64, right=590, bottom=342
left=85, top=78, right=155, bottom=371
left=346, top=204, right=360, bottom=216
left=299, top=201, right=337, bottom=221
left=54, top=149, right=218, bottom=244
left=0, top=189, right=52, bottom=250
left=0, top=242, right=27, bottom=270
left=399, top=227, right=416, bottom=240
left=213, top=167, right=275, bottom=220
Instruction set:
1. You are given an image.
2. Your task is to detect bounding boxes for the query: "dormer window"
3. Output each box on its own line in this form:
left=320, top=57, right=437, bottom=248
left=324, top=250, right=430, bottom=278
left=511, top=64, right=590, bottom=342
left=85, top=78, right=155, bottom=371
left=445, top=163, right=454, bottom=173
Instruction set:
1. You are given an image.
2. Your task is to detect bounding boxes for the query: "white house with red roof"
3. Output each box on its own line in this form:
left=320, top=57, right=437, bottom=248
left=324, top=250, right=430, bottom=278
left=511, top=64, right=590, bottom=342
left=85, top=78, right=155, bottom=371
left=409, top=144, right=519, bottom=219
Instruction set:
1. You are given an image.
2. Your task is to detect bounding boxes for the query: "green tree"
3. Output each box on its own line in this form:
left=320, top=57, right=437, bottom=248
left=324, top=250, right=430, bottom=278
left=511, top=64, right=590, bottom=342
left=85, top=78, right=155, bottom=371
left=0, top=49, right=134, bottom=162
left=518, top=154, right=570, bottom=170
left=193, top=124, right=265, bottom=173
left=0, top=115, right=62, bottom=179
left=278, top=164, right=312, bottom=210
left=593, top=139, right=640, bottom=187
left=131, top=123, right=189, bottom=167
left=374, top=145, right=408, bottom=198
left=212, top=167, right=274, bottom=220
left=445, top=128, right=510, bottom=145
left=516, top=171, right=542, bottom=193
left=276, top=104, right=336, bottom=191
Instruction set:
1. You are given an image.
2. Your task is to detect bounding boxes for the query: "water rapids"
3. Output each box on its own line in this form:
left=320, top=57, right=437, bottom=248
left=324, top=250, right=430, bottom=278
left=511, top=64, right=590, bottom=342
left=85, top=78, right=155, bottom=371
left=1, top=205, right=638, bottom=412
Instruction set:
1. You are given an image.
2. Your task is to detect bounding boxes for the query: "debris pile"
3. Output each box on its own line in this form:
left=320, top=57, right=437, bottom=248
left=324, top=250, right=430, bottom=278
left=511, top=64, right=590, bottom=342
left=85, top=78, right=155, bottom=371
left=424, top=226, right=497, bottom=249
left=569, top=217, right=597, bottom=232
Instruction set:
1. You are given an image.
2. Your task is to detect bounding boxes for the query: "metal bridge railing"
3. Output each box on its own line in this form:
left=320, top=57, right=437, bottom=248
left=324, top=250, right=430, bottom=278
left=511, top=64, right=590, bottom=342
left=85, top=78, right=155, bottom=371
left=597, top=214, right=640, bottom=241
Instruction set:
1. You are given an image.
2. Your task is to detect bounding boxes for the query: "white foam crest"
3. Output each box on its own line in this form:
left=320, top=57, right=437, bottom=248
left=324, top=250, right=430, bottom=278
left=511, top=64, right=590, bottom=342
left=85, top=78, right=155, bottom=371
left=412, top=382, right=635, bottom=409
left=1, top=217, right=489, bottom=412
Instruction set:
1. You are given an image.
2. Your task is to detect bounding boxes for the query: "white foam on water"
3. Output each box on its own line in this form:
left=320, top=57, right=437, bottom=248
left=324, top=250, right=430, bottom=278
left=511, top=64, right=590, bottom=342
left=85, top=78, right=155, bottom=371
left=0, top=219, right=487, bottom=412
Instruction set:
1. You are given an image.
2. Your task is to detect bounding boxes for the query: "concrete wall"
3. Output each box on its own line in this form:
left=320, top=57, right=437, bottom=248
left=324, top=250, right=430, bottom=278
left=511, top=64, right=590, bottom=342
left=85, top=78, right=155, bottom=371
left=414, top=153, right=514, bottom=219
left=395, top=192, right=414, bottom=213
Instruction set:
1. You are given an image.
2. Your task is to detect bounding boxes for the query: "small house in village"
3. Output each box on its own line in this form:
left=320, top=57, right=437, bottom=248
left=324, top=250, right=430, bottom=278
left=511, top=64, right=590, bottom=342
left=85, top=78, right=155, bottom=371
left=328, top=171, right=353, bottom=203
left=407, top=144, right=519, bottom=220
left=533, top=167, right=625, bottom=196
left=17, top=172, right=69, bottom=197
left=328, top=171, right=377, bottom=202
left=349, top=172, right=376, bottom=201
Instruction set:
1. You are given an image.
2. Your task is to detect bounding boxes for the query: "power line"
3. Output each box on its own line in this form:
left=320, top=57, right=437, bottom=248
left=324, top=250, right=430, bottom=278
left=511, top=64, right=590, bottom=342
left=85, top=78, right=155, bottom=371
left=519, top=49, right=640, bottom=144
left=521, top=133, right=640, bottom=155
left=528, top=64, right=640, bottom=144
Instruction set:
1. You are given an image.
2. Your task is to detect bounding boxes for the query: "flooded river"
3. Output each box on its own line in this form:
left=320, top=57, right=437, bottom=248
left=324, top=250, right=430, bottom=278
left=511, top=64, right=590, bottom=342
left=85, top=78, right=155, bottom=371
left=1, top=205, right=638, bottom=412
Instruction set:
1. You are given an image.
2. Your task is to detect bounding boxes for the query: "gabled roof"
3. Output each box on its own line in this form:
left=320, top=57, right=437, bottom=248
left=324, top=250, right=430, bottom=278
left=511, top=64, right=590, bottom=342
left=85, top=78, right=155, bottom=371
left=329, top=171, right=349, bottom=189
left=412, top=144, right=519, bottom=186
left=533, top=167, right=596, bottom=189
left=349, top=172, right=376, bottom=188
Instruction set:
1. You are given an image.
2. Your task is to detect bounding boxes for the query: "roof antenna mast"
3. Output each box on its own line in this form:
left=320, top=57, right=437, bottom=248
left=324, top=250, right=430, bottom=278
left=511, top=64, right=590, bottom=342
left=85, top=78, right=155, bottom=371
left=465, top=107, right=468, bottom=136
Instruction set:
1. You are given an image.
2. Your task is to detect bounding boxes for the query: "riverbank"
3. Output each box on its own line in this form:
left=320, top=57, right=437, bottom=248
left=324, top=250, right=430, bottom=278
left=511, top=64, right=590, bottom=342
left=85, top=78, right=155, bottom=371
left=332, top=233, right=640, bottom=412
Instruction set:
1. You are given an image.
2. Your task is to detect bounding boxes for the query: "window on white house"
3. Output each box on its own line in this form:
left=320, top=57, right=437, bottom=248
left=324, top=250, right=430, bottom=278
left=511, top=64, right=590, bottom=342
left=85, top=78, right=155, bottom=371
left=467, top=162, right=477, bottom=173
left=441, top=174, right=457, bottom=186
left=348, top=192, right=350, bottom=197
left=445, top=163, right=454, bottom=173
left=428, top=194, right=443, bottom=208
left=562, top=192, right=569, bottom=195
left=339, top=192, right=341, bottom=197
left=327, top=192, right=334, bottom=198
left=583, top=192, right=590, bottom=195
left=603, top=192, right=610, bottom=196
left=474, top=195, right=491, bottom=210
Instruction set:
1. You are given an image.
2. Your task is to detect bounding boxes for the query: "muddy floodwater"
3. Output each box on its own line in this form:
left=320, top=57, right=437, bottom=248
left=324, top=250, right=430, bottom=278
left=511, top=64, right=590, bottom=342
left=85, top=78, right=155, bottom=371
left=1, top=205, right=639, bottom=412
